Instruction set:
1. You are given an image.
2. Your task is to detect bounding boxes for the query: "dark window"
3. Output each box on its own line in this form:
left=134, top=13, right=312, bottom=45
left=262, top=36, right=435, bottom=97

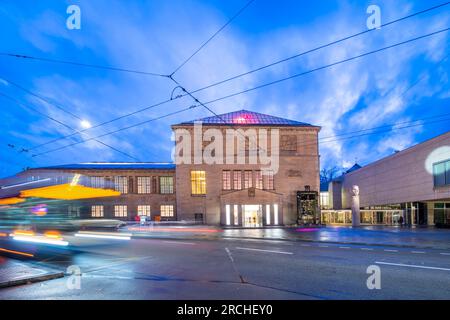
left=447, top=161, right=450, bottom=185
left=433, top=160, right=449, bottom=187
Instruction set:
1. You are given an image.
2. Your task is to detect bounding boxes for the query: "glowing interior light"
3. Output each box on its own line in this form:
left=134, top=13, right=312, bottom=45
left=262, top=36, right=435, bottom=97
left=75, top=231, right=131, bottom=240
left=13, top=235, right=69, bottom=246
left=80, top=120, right=92, bottom=129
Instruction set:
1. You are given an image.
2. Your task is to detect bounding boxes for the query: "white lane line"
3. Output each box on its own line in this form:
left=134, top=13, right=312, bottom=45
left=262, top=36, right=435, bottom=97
left=241, top=239, right=293, bottom=245
left=339, top=246, right=350, bottom=249
left=361, top=248, right=373, bottom=251
left=384, top=249, right=398, bottom=252
left=411, top=251, right=425, bottom=254
left=440, top=253, right=450, bottom=256
left=162, top=241, right=195, bottom=245
left=224, top=238, right=293, bottom=245
left=375, top=261, right=450, bottom=271
left=225, top=248, right=234, bottom=262
left=318, top=245, right=329, bottom=248
left=235, top=247, right=293, bottom=255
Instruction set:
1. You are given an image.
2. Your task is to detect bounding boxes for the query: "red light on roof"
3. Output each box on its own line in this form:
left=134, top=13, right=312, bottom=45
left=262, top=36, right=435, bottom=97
left=233, top=114, right=253, bottom=124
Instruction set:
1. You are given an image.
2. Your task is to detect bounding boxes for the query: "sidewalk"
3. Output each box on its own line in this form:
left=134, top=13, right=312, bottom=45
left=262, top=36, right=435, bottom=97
left=125, top=224, right=450, bottom=250
left=0, top=257, right=64, bottom=288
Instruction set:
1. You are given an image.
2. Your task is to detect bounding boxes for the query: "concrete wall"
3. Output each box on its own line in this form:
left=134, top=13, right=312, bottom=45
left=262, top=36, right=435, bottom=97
left=340, top=132, right=450, bottom=208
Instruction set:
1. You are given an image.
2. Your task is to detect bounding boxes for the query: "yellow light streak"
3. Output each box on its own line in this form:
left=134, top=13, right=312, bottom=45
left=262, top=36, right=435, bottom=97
left=20, top=184, right=120, bottom=200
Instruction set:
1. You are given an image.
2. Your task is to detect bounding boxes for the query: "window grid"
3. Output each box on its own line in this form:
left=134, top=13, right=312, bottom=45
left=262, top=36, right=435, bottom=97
left=244, top=171, right=252, bottom=189
left=90, top=176, right=105, bottom=189
left=137, top=177, right=152, bottom=194
left=263, top=170, right=274, bottom=190
left=233, top=171, right=242, bottom=190
left=137, top=205, right=151, bottom=216
left=161, top=205, right=174, bottom=217
left=114, top=176, right=128, bottom=194
left=91, top=205, right=104, bottom=218
left=222, top=171, right=231, bottom=190
left=191, top=171, right=206, bottom=195
left=160, top=176, right=174, bottom=194
left=255, top=171, right=263, bottom=189
left=114, top=205, right=127, bottom=217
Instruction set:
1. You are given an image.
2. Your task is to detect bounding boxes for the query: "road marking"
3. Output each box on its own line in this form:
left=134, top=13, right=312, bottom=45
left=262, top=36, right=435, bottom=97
left=361, top=248, right=373, bottom=251
left=440, top=253, right=450, bottom=256
left=339, top=246, right=350, bottom=249
left=162, top=241, right=195, bottom=245
left=318, top=245, right=329, bottom=248
left=411, top=251, right=425, bottom=254
left=225, top=248, right=234, bottom=262
left=384, top=249, right=398, bottom=252
left=225, top=238, right=293, bottom=245
left=375, top=261, right=450, bottom=271
left=235, top=247, right=293, bottom=255
left=301, top=244, right=311, bottom=247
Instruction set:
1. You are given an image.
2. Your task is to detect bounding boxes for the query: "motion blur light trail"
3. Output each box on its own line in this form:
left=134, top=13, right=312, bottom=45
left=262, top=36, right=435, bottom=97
left=75, top=231, right=131, bottom=240
left=13, top=235, right=69, bottom=246
left=0, top=247, right=34, bottom=257
left=128, top=226, right=221, bottom=233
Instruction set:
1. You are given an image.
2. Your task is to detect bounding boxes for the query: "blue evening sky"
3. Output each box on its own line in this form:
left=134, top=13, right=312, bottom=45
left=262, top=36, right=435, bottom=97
left=0, top=0, right=449, bottom=178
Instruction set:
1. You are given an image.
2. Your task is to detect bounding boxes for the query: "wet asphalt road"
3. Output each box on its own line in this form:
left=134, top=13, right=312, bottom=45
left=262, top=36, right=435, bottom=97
left=0, top=235, right=449, bottom=300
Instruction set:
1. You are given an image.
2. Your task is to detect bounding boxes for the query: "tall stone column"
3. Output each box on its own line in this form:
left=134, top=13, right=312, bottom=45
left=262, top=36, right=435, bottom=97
left=351, top=185, right=361, bottom=227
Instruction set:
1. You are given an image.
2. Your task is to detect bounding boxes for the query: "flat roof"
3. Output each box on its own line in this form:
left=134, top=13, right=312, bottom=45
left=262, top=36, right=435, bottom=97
left=33, top=162, right=176, bottom=170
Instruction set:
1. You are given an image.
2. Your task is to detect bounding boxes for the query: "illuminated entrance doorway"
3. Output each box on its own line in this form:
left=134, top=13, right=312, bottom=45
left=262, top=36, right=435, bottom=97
left=243, top=205, right=263, bottom=227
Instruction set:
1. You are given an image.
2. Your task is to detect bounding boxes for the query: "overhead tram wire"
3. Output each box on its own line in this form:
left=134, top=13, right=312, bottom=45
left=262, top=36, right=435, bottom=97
left=187, top=0, right=450, bottom=95
left=0, top=53, right=168, bottom=78
left=317, top=116, right=450, bottom=148
left=0, top=79, right=142, bottom=160
left=0, top=92, right=141, bottom=161
left=167, top=1, right=449, bottom=150
left=31, top=104, right=200, bottom=158
left=0, top=2, right=447, bottom=83
left=16, top=2, right=450, bottom=150
left=30, top=104, right=450, bottom=159
left=2, top=77, right=84, bottom=121
left=170, top=0, right=256, bottom=76
left=195, top=27, right=450, bottom=107
left=27, top=27, right=450, bottom=157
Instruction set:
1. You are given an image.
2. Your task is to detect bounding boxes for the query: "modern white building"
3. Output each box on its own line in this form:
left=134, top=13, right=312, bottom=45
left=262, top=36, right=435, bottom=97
left=323, top=131, right=450, bottom=227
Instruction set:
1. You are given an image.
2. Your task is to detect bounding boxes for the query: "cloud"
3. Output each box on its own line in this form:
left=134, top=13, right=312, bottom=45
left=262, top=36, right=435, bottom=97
left=2, top=0, right=449, bottom=175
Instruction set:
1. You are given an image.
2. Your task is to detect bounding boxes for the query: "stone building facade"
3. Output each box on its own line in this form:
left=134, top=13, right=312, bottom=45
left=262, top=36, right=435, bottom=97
left=0, top=110, right=321, bottom=227
left=172, top=110, right=321, bottom=226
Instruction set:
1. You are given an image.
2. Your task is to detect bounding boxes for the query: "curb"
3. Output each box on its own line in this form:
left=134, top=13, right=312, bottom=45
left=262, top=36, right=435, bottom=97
left=222, top=236, right=450, bottom=250
left=0, top=271, right=64, bottom=289
left=130, top=233, right=449, bottom=251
